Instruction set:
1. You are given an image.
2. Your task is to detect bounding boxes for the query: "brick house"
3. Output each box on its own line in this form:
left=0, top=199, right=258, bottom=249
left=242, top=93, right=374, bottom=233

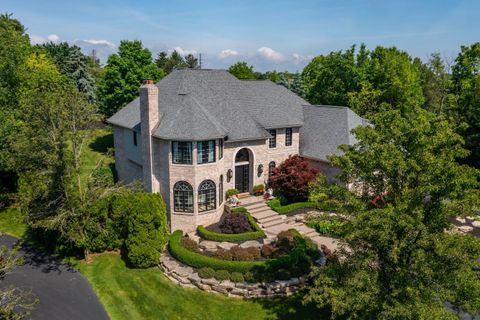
left=107, top=69, right=366, bottom=232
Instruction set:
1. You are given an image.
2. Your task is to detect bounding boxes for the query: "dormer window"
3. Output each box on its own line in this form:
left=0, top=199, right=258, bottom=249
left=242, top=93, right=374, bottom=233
left=197, top=140, right=216, bottom=164
left=172, top=141, right=192, bottom=164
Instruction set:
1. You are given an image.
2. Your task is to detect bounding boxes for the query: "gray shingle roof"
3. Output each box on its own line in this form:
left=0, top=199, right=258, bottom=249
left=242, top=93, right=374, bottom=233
left=299, top=105, right=367, bottom=162
left=107, top=69, right=307, bottom=141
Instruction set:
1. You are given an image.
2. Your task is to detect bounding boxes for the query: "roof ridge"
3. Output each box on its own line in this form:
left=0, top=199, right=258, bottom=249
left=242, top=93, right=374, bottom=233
left=188, top=96, right=228, bottom=136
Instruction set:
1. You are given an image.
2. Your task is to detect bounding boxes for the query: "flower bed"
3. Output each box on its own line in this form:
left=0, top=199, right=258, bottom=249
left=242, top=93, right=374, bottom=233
left=169, top=230, right=266, bottom=273
left=169, top=229, right=322, bottom=281
left=197, top=207, right=265, bottom=242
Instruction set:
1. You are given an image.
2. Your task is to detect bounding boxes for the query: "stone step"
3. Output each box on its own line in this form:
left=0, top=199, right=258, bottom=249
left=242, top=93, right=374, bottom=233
left=249, top=206, right=271, bottom=214
left=241, top=198, right=265, bottom=207
left=251, top=210, right=278, bottom=220
left=242, top=202, right=268, bottom=210
left=264, top=223, right=293, bottom=235
left=262, top=219, right=286, bottom=228
left=258, top=214, right=284, bottom=224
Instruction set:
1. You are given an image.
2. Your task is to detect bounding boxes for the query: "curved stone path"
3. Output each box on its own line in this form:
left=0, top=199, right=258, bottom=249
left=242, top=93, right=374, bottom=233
left=0, top=235, right=108, bottom=320
left=240, top=196, right=340, bottom=252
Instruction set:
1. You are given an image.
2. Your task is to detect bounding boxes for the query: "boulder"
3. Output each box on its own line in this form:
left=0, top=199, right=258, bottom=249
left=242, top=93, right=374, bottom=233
left=161, top=259, right=180, bottom=272
left=472, top=220, right=480, bottom=228
left=187, top=272, right=202, bottom=284
left=219, top=280, right=235, bottom=289
left=212, top=285, right=228, bottom=294
left=239, top=240, right=263, bottom=248
left=195, top=282, right=212, bottom=291
left=217, top=242, right=236, bottom=250
left=202, top=278, right=219, bottom=286
left=458, top=225, right=474, bottom=233
left=173, top=266, right=194, bottom=278
left=199, top=240, right=219, bottom=251
left=230, top=287, right=248, bottom=297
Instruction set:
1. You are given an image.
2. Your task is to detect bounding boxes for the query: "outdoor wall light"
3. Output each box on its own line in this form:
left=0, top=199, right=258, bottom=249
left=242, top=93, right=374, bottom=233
left=257, top=164, right=264, bottom=177
left=227, top=169, right=233, bottom=182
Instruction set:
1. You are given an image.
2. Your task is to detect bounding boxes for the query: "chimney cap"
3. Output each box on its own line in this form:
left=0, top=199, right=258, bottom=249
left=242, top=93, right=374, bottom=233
left=143, top=79, right=154, bottom=85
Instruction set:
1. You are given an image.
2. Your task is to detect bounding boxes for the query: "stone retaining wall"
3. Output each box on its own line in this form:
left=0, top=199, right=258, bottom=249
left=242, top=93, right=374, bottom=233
left=160, top=251, right=308, bottom=298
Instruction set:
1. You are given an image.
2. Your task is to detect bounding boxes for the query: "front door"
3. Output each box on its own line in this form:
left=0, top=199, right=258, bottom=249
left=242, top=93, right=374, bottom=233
left=235, top=164, right=249, bottom=193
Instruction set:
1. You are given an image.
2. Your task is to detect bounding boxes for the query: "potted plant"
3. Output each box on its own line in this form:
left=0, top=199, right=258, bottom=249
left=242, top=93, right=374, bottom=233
left=252, top=184, right=265, bottom=196
left=226, top=188, right=240, bottom=207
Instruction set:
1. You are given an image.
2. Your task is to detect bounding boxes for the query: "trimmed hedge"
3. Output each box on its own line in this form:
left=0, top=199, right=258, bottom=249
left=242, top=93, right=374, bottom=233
left=267, top=199, right=339, bottom=214
left=169, top=230, right=267, bottom=273
left=197, top=207, right=265, bottom=242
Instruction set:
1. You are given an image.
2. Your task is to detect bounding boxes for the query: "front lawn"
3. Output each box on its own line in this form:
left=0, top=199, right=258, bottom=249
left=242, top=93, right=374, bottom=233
left=73, top=254, right=293, bottom=320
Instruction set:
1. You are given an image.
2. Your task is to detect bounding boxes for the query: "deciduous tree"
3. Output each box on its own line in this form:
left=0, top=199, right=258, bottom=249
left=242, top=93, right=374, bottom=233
left=306, top=105, right=480, bottom=319
left=228, top=61, right=256, bottom=80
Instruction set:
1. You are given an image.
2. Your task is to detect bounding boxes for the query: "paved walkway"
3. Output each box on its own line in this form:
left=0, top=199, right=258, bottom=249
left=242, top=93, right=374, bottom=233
left=0, top=235, right=108, bottom=320
left=241, top=197, right=340, bottom=252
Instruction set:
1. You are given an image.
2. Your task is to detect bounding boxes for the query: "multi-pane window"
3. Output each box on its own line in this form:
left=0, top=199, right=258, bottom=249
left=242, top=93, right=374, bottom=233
left=268, top=129, right=277, bottom=148
left=133, top=131, right=137, bottom=146
left=219, top=139, right=224, bottom=159
left=219, top=175, right=224, bottom=205
left=172, top=141, right=192, bottom=164
left=173, top=181, right=193, bottom=213
left=285, top=128, right=293, bottom=146
left=197, top=140, right=216, bottom=164
left=268, top=161, right=276, bottom=186
left=198, top=180, right=216, bottom=212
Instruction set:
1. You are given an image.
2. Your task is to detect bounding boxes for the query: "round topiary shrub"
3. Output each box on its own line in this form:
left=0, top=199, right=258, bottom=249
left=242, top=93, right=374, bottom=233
left=214, top=269, right=231, bottom=281
left=181, top=237, right=199, bottom=252
left=230, top=272, right=245, bottom=283
left=198, top=267, right=216, bottom=279
left=260, top=244, right=276, bottom=258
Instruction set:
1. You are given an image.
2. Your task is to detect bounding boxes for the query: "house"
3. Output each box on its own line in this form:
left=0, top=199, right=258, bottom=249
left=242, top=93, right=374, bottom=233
left=107, top=69, right=366, bottom=232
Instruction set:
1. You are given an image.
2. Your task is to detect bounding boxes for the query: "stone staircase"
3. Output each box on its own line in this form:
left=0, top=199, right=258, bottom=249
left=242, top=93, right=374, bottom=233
left=241, top=197, right=339, bottom=252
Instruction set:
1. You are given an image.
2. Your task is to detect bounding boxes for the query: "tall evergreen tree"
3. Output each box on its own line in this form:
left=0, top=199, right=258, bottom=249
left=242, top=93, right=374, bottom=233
left=184, top=54, right=198, bottom=69
left=276, top=73, right=290, bottom=88
left=40, top=42, right=96, bottom=101
left=290, top=72, right=305, bottom=98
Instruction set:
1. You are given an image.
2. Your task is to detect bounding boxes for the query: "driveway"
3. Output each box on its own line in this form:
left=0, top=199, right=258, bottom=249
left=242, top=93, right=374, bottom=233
left=0, top=235, right=108, bottom=320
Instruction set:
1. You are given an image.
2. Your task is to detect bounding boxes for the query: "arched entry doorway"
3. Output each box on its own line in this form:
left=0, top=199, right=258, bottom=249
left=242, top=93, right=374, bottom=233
left=234, top=148, right=252, bottom=193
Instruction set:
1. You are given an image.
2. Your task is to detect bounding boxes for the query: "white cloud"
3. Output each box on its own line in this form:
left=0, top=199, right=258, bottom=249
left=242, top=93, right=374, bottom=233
left=81, top=39, right=116, bottom=48
left=292, top=53, right=313, bottom=64
left=218, top=49, right=239, bottom=59
left=169, top=46, right=197, bottom=56
left=47, top=34, right=60, bottom=43
left=257, top=47, right=287, bottom=62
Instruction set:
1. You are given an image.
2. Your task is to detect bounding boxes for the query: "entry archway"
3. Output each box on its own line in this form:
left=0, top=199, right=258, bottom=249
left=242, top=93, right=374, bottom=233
left=234, top=148, right=253, bottom=193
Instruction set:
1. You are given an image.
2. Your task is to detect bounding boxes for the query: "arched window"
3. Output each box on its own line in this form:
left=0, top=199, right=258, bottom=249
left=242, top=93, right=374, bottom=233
left=198, top=180, right=216, bottom=212
left=173, top=181, right=193, bottom=213
left=219, top=175, right=224, bottom=205
left=235, top=148, right=250, bottom=163
left=268, top=161, right=276, bottom=186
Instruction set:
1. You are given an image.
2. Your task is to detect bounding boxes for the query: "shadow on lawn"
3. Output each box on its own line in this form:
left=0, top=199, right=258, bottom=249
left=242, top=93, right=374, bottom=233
left=254, top=290, right=330, bottom=320
left=89, top=133, right=113, bottom=154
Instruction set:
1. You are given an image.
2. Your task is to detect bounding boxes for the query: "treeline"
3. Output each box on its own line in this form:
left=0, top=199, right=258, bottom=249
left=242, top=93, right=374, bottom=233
left=0, top=14, right=168, bottom=268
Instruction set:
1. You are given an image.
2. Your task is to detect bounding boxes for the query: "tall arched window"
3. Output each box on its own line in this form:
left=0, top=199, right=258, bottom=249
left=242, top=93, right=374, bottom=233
left=219, top=175, right=224, bottom=205
left=198, top=180, right=216, bottom=212
left=173, top=181, right=193, bottom=213
left=268, top=161, right=276, bottom=186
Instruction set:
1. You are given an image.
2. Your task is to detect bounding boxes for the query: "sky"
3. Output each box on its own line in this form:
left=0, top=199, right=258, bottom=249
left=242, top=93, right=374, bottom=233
left=3, top=0, right=479, bottom=72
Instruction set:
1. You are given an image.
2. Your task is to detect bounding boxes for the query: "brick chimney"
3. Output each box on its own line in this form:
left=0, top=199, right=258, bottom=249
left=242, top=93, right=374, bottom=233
left=139, top=79, right=158, bottom=192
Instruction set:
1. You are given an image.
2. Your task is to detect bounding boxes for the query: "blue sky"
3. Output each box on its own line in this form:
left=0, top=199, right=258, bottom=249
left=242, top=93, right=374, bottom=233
left=3, top=0, right=479, bottom=71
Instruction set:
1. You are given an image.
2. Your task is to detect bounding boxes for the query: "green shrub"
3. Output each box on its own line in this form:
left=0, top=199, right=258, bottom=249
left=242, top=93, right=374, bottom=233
left=252, top=184, right=265, bottom=193
left=181, top=237, right=199, bottom=252
left=267, top=199, right=319, bottom=214
left=169, top=230, right=267, bottom=273
left=125, top=193, right=169, bottom=268
left=197, top=208, right=264, bottom=242
left=243, top=272, right=256, bottom=283
left=0, top=193, right=12, bottom=208
left=306, top=215, right=346, bottom=238
left=275, top=269, right=291, bottom=280
left=211, top=249, right=232, bottom=261
left=226, top=188, right=240, bottom=197
left=214, top=269, right=231, bottom=281
left=230, top=272, right=245, bottom=283
left=198, top=267, right=215, bottom=279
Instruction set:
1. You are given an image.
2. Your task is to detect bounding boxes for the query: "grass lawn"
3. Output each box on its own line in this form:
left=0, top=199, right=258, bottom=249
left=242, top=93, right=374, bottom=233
left=80, top=127, right=115, bottom=185
left=0, top=207, right=27, bottom=238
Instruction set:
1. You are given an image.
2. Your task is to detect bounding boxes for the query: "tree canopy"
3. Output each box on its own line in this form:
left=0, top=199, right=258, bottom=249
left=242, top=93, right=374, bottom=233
left=228, top=61, right=256, bottom=80
left=97, top=40, right=164, bottom=117
left=306, top=104, right=480, bottom=318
